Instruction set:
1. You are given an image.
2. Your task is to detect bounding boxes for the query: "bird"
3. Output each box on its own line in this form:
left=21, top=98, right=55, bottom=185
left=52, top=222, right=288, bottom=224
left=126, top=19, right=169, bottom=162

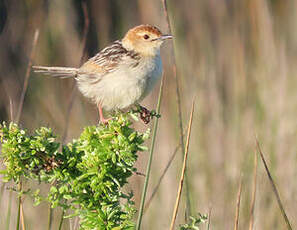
left=33, top=24, right=172, bottom=123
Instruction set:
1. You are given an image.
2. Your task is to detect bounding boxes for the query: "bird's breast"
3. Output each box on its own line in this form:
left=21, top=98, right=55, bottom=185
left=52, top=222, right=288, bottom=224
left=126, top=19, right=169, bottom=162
left=134, top=54, right=162, bottom=99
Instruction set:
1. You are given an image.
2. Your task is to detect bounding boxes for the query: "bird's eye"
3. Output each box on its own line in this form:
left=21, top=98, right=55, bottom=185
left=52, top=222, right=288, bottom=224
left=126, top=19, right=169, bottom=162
left=143, top=34, right=150, bottom=40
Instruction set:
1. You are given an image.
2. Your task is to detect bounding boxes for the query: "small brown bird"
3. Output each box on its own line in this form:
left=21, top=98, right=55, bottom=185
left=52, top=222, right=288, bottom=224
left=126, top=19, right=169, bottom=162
left=33, top=25, right=172, bottom=123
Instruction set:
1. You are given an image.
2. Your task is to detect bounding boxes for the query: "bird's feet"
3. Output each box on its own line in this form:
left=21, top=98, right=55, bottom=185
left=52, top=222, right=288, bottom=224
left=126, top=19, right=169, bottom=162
left=100, top=117, right=112, bottom=125
left=134, top=104, right=161, bottom=124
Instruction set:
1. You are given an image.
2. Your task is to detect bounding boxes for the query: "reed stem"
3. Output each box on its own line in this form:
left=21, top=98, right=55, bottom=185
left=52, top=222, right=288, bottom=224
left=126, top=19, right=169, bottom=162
left=136, top=77, right=164, bottom=230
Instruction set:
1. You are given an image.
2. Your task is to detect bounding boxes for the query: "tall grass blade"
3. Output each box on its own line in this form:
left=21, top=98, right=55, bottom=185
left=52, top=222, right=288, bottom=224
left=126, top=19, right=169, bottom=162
left=169, top=99, right=195, bottom=230
left=136, top=77, right=164, bottom=230
left=16, top=29, right=39, bottom=124
left=15, top=28, right=39, bottom=230
left=20, top=204, right=26, bottom=230
left=233, top=176, right=242, bottom=230
left=255, top=138, right=293, bottom=230
left=207, top=207, right=212, bottom=230
left=249, top=150, right=258, bottom=230
left=161, top=0, right=192, bottom=218
left=47, top=207, right=53, bottom=230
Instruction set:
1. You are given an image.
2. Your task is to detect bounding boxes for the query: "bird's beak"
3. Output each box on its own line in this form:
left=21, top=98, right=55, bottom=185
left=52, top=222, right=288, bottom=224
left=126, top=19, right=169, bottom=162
left=160, top=34, right=173, bottom=40
left=152, top=35, right=173, bottom=41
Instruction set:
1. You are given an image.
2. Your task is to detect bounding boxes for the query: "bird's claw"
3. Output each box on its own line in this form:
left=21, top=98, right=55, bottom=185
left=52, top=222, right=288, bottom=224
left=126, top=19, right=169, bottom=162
left=134, top=105, right=161, bottom=124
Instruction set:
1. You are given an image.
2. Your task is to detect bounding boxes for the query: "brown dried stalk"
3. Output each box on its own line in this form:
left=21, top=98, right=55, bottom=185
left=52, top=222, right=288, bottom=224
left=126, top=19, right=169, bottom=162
left=249, top=150, right=258, bottom=230
left=161, top=0, right=192, bottom=218
left=16, top=29, right=39, bottom=124
left=233, top=176, right=242, bottom=230
left=169, top=99, right=195, bottom=230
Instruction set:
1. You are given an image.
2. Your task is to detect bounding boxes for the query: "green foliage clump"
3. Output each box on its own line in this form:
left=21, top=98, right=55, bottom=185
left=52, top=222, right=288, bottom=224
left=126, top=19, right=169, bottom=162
left=0, top=113, right=149, bottom=230
left=179, top=214, right=208, bottom=230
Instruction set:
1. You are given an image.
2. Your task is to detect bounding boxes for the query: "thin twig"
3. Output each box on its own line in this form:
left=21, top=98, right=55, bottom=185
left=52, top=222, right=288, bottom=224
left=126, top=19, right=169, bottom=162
left=136, top=76, right=164, bottom=230
left=62, top=0, right=89, bottom=143
left=15, top=28, right=39, bottom=230
left=5, top=190, right=12, bottom=230
left=16, top=29, right=39, bottom=124
left=144, top=140, right=182, bottom=213
left=1, top=80, right=14, bottom=121
left=249, top=150, right=258, bottom=230
left=58, top=209, right=65, bottom=230
left=233, top=176, right=242, bottom=230
left=47, top=206, right=53, bottom=230
left=255, top=138, right=293, bottom=230
left=9, top=97, right=13, bottom=122
left=161, top=0, right=191, bottom=218
left=207, top=206, right=212, bottom=230
left=169, top=99, right=195, bottom=230
left=16, top=181, right=24, bottom=230
left=0, top=183, right=5, bottom=207
left=20, top=200, right=26, bottom=230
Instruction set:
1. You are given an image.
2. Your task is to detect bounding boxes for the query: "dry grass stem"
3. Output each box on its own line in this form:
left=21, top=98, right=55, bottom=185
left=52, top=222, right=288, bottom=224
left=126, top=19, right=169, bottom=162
left=169, top=99, right=195, bottom=230
left=62, top=1, right=90, bottom=143
left=16, top=29, right=39, bottom=124
left=249, top=150, right=258, bottom=230
left=47, top=206, right=53, bottom=230
left=161, top=0, right=191, bottom=218
left=20, top=201, right=26, bottom=230
left=58, top=209, right=65, bottom=230
left=14, top=29, right=39, bottom=230
left=255, top=138, right=293, bottom=230
left=233, top=176, right=242, bottom=230
left=5, top=190, right=12, bottom=230
left=9, top=97, right=13, bottom=122
left=207, top=207, right=212, bottom=230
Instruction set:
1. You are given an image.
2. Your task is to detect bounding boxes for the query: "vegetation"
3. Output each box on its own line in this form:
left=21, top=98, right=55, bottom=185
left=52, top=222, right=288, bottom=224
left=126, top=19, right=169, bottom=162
left=0, top=113, right=149, bottom=229
left=0, top=0, right=296, bottom=229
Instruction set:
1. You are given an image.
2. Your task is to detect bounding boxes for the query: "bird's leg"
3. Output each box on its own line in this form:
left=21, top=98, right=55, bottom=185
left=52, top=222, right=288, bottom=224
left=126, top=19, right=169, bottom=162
left=97, top=103, right=111, bottom=124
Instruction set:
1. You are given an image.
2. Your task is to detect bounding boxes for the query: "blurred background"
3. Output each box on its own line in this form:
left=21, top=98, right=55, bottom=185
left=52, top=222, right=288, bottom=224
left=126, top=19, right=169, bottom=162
left=1, top=0, right=297, bottom=229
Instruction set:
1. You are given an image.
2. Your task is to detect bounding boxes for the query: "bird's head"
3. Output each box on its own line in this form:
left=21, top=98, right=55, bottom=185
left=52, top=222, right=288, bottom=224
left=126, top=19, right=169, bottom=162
left=122, top=24, right=172, bottom=56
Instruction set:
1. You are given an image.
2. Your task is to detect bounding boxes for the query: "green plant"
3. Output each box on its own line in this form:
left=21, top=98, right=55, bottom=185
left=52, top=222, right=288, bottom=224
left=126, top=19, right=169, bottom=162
left=0, top=112, right=149, bottom=229
left=179, top=214, right=208, bottom=230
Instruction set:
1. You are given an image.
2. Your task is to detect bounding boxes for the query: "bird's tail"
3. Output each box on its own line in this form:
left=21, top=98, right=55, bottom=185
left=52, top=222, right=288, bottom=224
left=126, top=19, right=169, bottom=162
left=32, top=66, right=78, bottom=78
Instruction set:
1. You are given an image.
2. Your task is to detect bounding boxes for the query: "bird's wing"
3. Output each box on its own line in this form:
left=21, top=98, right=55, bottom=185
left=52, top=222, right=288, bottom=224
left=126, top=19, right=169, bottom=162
left=77, top=40, right=140, bottom=82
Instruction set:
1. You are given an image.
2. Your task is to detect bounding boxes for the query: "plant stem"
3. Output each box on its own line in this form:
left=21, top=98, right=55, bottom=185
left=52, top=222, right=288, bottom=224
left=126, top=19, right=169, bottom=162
left=47, top=207, right=53, bottom=230
left=16, top=181, right=23, bottom=230
left=249, top=150, right=258, bottom=230
left=169, top=99, right=195, bottom=230
left=16, top=197, right=21, bottom=230
left=58, top=210, right=65, bottom=230
left=161, top=0, right=192, bottom=218
left=16, top=29, right=39, bottom=124
left=5, top=190, right=12, bottom=230
left=233, top=176, right=242, bottom=230
left=256, top=138, right=293, bottom=230
left=207, top=208, right=212, bottom=230
left=136, top=77, right=164, bottom=230
left=20, top=204, right=26, bottom=230
left=15, top=28, right=39, bottom=230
